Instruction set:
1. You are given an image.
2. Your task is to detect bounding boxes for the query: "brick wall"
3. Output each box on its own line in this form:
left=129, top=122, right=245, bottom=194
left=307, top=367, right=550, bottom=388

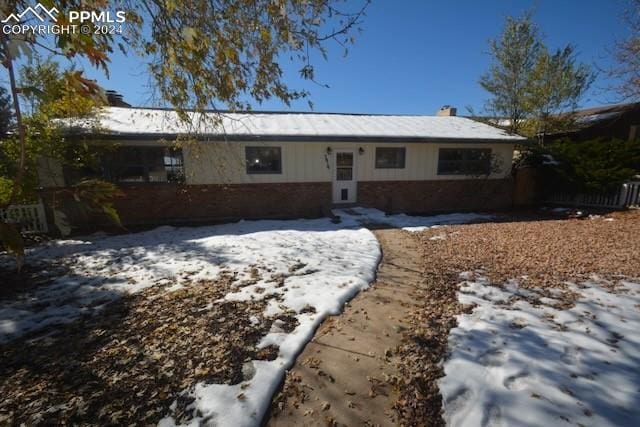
left=357, top=179, right=514, bottom=213
left=42, top=179, right=512, bottom=232
left=115, top=182, right=333, bottom=225
left=43, top=182, right=332, bottom=229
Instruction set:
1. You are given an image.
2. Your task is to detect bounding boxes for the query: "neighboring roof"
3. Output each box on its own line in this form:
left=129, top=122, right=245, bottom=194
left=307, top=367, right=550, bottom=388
left=472, top=102, right=640, bottom=134
left=574, top=102, right=640, bottom=125
left=573, top=102, right=639, bottom=117
left=80, top=107, right=525, bottom=143
left=105, top=90, right=131, bottom=108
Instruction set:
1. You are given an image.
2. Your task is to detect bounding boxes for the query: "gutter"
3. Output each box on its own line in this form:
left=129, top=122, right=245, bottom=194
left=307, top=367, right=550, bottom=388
left=72, top=132, right=525, bottom=144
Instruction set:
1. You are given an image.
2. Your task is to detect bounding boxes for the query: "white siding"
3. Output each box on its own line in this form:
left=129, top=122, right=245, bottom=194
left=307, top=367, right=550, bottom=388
left=184, top=141, right=514, bottom=184
left=183, top=141, right=330, bottom=184
left=36, top=140, right=515, bottom=186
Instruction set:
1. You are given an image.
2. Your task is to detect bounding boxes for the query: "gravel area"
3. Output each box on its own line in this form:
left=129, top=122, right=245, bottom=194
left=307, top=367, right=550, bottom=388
left=417, top=210, right=640, bottom=287
left=393, top=210, right=640, bottom=426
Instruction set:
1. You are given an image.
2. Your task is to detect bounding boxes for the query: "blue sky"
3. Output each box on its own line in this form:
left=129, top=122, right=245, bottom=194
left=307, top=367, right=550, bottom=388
left=82, top=0, right=630, bottom=115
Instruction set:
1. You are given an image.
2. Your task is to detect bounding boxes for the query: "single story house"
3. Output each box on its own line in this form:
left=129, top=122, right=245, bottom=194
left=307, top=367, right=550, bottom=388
left=38, top=106, right=525, bottom=226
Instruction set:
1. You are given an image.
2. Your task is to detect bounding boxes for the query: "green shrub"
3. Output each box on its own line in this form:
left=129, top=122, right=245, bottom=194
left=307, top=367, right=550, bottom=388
left=523, top=138, right=640, bottom=193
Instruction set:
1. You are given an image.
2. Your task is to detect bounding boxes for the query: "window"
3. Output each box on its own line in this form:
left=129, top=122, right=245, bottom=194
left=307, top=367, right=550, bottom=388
left=375, top=147, right=406, bottom=169
left=163, top=148, right=185, bottom=183
left=336, top=152, right=353, bottom=181
left=103, top=147, right=184, bottom=183
left=437, top=148, right=492, bottom=175
left=245, top=146, right=282, bottom=174
left=630, top=125, right=639, bottom=142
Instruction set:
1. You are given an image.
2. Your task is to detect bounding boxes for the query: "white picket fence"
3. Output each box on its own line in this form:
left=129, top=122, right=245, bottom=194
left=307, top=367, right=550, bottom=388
left=622, top=181, right=640, bottom=208
left=547, top=181, right=640, bottom=209
left=0, top=201, right=48, bottom=233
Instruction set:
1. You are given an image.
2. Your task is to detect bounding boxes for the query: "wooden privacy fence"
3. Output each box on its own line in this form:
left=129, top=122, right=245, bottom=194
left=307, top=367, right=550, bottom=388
left=0, top=201, right=48, bottom=233
left=546, top=181, right=640, bottom=209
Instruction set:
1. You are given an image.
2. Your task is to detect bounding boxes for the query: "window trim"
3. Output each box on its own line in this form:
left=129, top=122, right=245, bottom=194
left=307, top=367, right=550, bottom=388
left=437, top=148, right=492, bottom=176
left=374, top=146, right=406, bottom=169
left=245, top=146, right=283, bottom=175
left=163, top=147, right=185, bottom=183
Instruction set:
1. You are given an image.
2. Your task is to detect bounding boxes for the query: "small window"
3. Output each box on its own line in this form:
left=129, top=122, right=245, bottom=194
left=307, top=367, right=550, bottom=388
left=163, top=148, right=185, bottom=183
left=245, top=146, right=282, bottom=174
left=437, top=148, right=492, bottom=175
left=375, top=147, right=406, bottom=169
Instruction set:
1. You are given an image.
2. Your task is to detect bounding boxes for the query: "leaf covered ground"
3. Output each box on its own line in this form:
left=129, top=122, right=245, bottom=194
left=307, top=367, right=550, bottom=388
left=0, top=273, right=289, bottom=425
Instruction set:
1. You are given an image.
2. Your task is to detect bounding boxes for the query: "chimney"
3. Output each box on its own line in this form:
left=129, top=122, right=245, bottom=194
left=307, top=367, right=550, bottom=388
left=436, top=105, right=457, bottom=116
left=105, top=90, right=131, bottom=107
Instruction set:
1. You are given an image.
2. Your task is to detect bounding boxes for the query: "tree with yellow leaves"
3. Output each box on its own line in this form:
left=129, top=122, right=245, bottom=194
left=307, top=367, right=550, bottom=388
left=1, top=0, right=369, bottom=271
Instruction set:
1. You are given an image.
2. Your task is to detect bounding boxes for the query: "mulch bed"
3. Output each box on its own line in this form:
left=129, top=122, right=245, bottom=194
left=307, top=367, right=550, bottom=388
left=0, top=273, right=294, bottom=426
left=393, top=209, right=640, bottom=426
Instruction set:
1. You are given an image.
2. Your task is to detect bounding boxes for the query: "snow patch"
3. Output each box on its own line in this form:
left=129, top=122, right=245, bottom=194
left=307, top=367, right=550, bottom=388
left=0, top=215, right=369, bottom=344
left=441, top=276, right=640, bottom=427
left=333, top=207, right=494, bottom=232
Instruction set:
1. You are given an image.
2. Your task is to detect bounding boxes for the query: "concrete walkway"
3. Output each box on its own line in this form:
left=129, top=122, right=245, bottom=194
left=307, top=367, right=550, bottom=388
left=268, top=228, right=425, bottom=426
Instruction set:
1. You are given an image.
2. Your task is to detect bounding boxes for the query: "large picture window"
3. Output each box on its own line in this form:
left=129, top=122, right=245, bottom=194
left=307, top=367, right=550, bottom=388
left=437, top=148, right=492, bottom=175
left=375, top=147, right=406, bottom=169
left=245, top=146, right=282, bottom=174
left=102, top=147, right=184, bottom=183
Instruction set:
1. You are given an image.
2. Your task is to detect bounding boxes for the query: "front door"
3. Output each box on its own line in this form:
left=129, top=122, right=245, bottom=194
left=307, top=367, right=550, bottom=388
left=333, top=150, right=357, bottom=204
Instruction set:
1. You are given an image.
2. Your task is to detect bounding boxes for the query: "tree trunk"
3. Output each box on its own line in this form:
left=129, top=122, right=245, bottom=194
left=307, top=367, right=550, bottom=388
left=0, top=33, right=26, bottom=210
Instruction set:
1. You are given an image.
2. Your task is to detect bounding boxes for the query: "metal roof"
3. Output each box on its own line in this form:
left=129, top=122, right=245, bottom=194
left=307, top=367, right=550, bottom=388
left=77, top=107, right=526, bottom=143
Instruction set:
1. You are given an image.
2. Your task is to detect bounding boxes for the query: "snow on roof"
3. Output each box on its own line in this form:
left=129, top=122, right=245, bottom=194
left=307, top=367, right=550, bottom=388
left=89, top=107, right=525, bottom=142
left=575, top=111, right=623, bottom=124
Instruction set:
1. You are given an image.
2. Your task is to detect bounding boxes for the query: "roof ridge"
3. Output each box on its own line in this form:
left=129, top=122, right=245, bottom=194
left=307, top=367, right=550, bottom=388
left=103, top=105, right=464, bottom=118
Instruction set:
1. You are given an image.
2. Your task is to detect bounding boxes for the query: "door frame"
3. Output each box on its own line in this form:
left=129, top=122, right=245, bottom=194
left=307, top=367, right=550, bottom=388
left=332, top=149, right=357, bottom=204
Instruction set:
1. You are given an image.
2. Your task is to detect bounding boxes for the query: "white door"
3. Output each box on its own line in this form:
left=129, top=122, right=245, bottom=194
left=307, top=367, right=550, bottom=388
left=333, top=150, right=357, bottom=204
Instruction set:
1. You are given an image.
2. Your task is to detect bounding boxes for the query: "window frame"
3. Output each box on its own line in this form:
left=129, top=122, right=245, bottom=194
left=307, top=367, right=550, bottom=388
left=162, top=148, right=185, bottom=183
left=374, top=147, right=406, bottom=169
left=245, top=146, right=283, bottom=175
left=437, top=148, right=492, bottom=176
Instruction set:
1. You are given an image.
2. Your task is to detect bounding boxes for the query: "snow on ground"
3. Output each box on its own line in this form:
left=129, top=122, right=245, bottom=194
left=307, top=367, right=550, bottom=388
left=440, top=274, right=640, bottom=427
left=0, top=208, right=492, bottom=426
left=0, top=216, right=379, bottom=345
left=334, top=207, right=495, bottom=232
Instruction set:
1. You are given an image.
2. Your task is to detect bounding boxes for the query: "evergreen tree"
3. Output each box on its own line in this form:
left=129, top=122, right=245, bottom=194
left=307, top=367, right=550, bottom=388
left=543, top=138, right=640, bottom=193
